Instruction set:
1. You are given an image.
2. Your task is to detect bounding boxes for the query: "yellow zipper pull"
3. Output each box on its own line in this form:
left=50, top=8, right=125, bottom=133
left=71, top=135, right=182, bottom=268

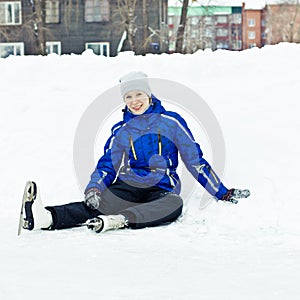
left=129, top=136, right=138, bottom=160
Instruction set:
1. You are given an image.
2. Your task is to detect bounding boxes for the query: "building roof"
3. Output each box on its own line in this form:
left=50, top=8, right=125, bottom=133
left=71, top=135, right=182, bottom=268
left=168, top=6, right=235, bottom=17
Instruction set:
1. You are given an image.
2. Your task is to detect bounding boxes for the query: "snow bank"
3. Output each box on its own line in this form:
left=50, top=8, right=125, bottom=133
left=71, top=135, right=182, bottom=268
left=1, top=43, right=300, bottom=299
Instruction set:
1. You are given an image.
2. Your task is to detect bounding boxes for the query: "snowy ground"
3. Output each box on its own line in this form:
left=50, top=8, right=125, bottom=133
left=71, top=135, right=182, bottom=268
left=1, top=43, right=300, bottom=299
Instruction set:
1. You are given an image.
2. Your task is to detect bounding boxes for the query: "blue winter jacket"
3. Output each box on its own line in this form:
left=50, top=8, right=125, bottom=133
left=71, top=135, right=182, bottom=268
left=86, top=96, right=228, bottom=200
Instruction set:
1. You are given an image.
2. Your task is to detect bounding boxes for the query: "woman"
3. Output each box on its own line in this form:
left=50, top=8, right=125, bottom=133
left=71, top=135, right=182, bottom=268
left=22, top=71, right=250, bottom=234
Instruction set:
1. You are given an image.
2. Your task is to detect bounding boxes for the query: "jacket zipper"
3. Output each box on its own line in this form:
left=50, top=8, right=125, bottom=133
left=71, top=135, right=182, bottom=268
left=129, top=136, right=138, bottom=160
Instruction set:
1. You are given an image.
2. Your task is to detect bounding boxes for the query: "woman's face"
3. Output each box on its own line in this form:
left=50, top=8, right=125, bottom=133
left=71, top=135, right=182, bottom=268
left=124, top=90, right=150, bottom=115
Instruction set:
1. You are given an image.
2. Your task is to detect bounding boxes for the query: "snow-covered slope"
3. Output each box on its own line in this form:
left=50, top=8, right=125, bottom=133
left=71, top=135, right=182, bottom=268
left=1, top=43, right=300, bottom=299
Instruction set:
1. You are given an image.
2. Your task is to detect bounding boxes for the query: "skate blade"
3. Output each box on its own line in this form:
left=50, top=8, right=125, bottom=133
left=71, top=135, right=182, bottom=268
left=17, top=181, right=37, bottom=236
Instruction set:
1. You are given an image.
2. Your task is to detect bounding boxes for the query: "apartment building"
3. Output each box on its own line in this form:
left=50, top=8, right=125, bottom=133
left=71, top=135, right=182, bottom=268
left=169, top=2, right=300, bottom=52
left=242, top=4, right=263, bottom=49
left=0, top=0, right=168, bottom=58
left=168, top=5, right=243, bottom=53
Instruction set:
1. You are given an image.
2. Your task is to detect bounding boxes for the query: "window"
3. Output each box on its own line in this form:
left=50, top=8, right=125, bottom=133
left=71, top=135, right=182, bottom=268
left=46, top=41, right=61, bottom=55
left=86, top=42, right=110, bottom=56
left=216, top=41, right=228, bottom=49
left=190, top=29, right=198, bottom=38
left=0, top=1, right=21, bottom=25
left=45, top=1, right=59, bottom=23
left=205, top=28, right=213, bottom=38
left=248, top=19, right=255, bottom=27
left=0, top=42, right=24, bottom=58
left=204, top=16, right=213, bottom=25
left=204, top=41, right=212, bottom=49
left=169, top=41, right=176, bottom=52
left=232, top=40, right=242, bottom=50
left=216, top=15, right=228, bottom=24
left=249, top=43, right=256, bottom=48
left=216, top=28, right=228, bottom=37
left=248, top=31, right=256, bottom=39
left=231, top=13, right=241, bottom=24
left=190, top=17, right=198, bottom=26
left=231, top=27, right=241, bottom=37
left=85, top=0, right=110, bottom=22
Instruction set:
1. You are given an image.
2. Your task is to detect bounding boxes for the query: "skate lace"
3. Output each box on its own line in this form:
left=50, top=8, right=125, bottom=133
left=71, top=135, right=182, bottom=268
left=108, top=216, right=128, bottom=229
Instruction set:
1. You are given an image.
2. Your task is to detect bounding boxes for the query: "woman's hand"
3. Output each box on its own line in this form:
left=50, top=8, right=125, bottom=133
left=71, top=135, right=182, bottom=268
left=84, top=188, right=102, bottom=210
left=221, top=189, right=251, bottom=204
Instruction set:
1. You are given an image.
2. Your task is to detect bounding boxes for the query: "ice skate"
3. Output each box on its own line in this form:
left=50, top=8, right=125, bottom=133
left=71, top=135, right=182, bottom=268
left=19, top=181, right=53, bottom=234
left=87, top=215, right=128, bottom=233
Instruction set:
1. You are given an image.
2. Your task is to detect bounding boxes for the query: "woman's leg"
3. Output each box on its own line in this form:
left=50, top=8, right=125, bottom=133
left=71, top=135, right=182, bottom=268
left=120, top=192, right=183, bottom=229
left=46, top=202, right=99, bottom=230
left=46, top=181, right=183, bottom=231
left=46, top=180, right=142, bottom=230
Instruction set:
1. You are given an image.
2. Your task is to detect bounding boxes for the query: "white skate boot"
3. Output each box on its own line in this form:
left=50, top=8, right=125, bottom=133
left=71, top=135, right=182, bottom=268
left=22, top=181, right=53, bottom=231
left=87, top=215, right=128, bottom=233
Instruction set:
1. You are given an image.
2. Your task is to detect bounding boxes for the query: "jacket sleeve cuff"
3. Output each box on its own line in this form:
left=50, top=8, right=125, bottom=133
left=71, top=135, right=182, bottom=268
left=84, top=183, right=102, bottom=195
left=215, top=183, right=229, bottom=201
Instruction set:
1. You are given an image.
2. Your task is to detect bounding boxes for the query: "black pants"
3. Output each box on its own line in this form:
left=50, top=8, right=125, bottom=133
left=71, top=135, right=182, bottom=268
left=46, top=180, right=183, bottom=230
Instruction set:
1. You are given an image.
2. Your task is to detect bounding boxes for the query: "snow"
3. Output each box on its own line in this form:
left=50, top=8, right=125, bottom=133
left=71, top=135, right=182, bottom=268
left=1, top=43, right=300, bottom=299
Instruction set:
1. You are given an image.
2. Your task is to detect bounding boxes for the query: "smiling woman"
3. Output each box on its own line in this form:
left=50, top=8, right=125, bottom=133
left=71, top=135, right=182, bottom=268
left=120, top=71, right=153, bottom=115
left=124, top=91, right=151, bottom=115
left=20, top=70, right=250, bottom=235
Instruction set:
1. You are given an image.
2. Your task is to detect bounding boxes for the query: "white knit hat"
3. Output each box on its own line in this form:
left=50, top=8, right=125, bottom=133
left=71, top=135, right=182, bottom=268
left=119, top=71, right=151, bottom=99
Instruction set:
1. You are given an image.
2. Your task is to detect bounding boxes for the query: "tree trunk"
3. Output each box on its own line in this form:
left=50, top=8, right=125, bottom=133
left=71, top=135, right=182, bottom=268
left=141, top=0, right=149, bottom=55
left=33, top=0, right=46, bottom=55
left=289, top=1, right=300, bottom=42
left=117, top=0, right=137, bottom=52
left=175, top=0, right=189, bottom=53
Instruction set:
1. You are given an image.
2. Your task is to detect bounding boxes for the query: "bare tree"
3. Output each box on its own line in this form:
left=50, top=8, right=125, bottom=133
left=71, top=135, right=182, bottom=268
left=174, top=0, right=215, bottom=53
left=0, top=28, right=11, bottom=43
left=175, top=0, right=189, bottom=53
left=288, top=0, right=300, bottom=42
left=0, top=0, right=49, bottom=55
left=114, top=0, right=166, bottom=55
left=141, top=0, right=169, bottom=54
left=117, top=0, right=138, bottom=52
left=266, top=0, right=300, bottom=44
left=16, top=0, right=49, bottom=55
left=32, top=0, right=47, bottom=55
left=62, top=0, right=81, bottom=35
left=28, top=0, right=80, bottom=55
left=141, top=0, right=149, bottom=55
